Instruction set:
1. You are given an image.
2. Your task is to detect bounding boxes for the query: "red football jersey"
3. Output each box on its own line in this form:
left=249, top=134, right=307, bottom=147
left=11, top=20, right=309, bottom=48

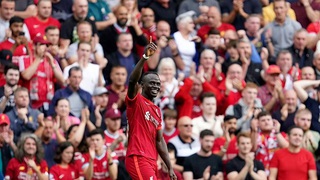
left=82, top=151, right=112, bottom=180
left=5, top=158, right=48, bottom=180
left=125, top=93, right=162, bottom=160
left=163, top=128, right=179, bottom=144
left=104, top=130, right=126, bottom=160
left=0, top=39, right=33, bottom=56
left=25, top=16, right=61, bottom=40
left=49, top=164, right=81, bottom=180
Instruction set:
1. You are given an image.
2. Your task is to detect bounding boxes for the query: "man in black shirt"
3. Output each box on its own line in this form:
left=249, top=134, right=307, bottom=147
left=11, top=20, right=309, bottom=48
left=0, top=63, right=19, bottom=113
left=183, top=129, right=223, bottom=180
left=59, top=0, right=98, bottom=55
left=226, top=132, right=267, bottom=180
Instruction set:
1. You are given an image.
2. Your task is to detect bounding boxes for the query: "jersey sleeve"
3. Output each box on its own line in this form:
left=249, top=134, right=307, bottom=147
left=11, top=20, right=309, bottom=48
left=40, top=160, right=49, bottom=174
left=182, top=156, right=193, bottom=172
left=307, top=151, right=317, bottom=170
left=269, top=151, right=279, bottom=168
left=81, top=153, right=90, bottom=170
left=255, top=160, right=265, bottom=171
left=49, top=166, right=58, bottom=180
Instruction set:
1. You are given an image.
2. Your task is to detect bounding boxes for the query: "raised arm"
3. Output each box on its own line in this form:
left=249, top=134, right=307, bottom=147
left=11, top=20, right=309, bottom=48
left=293, top=80, right=320, bottom=102
left=127, top=42, right=157, bottom=99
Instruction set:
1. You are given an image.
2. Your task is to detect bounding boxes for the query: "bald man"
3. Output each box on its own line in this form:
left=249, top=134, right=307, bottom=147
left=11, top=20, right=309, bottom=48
left=197, top=6, right=235, bottom=42
left=272, top=89, right=299, bottom=132
left=167, top=116, right=201, bottom=172
left=216, top=63, right=245, bottom=115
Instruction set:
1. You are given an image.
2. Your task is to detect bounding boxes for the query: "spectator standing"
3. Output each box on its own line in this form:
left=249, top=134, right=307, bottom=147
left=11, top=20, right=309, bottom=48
left=0, top=64, right=19, bottom=113
left=49, top=141, right=83, bottom=180
left=82, top=129, right=118, bottom=180
left=168, top=116, right=201, bottom=173
left=19, top=35, right=64, bottom=113
left=264, top=0, right=302, bottom=57
left=183, top=129, right=223, bottom=180
left=291, top=0, right=320, bottom=28
left=63, top=41, right=104, bottom=95
left=24, top=0, right=60, bottom=40
left=0, top=0, right=30, bottom=42
left=192, top=92, right=223, bottom=138
left=272, top=90, right=299, bottom=132
left=226, top=132, right=267, bottom=180
left=100, top=5, right=147, bottom=55
left=287, top=29, right=314, bottom=68
left=150, top=0, right=178, bottom=33
left=197, top=6, right=235, bottom=42
left=269, top=126, right=317, bottom=180
left=49, top=66, right=94, bottom=118
left=59, top=0, right=98, bottom=55
left=6, top=87, right=43, bottom=142
left=251, top=111, right=288, bottom=175
left=103, top=33, right=139, bottom=85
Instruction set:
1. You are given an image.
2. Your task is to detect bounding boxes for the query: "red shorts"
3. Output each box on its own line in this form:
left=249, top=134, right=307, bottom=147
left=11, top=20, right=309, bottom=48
left=125, top=155, right=157, bottom=180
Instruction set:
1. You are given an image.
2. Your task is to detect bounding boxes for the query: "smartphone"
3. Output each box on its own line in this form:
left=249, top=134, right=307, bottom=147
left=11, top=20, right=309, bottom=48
left=167, top=36, right=174, bottom=41
left=19, top=32, right=25, bottom=36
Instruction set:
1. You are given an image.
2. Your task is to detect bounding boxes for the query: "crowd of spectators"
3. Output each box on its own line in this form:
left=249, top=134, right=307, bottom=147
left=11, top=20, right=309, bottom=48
left=1, top=0, right=320, bottom=179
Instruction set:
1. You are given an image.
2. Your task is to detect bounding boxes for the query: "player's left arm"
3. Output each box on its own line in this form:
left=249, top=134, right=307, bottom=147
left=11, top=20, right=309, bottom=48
left=156, top=129, right=176, bottom=179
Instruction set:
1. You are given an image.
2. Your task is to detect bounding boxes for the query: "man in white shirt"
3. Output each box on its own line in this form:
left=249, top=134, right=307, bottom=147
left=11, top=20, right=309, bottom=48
left=63, top=41, right=105, bottom=94
left=0, top=0, right=30, bottom=42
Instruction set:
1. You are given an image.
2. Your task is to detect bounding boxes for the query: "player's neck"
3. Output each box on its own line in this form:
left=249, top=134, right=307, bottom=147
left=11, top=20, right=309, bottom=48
left=96, top=148, right=105, bottom=156
left=288, top=145, right=301, bottom=153
left=141, top=92, right=153, bottom=101
left=198, top=149, right=212, bottom=157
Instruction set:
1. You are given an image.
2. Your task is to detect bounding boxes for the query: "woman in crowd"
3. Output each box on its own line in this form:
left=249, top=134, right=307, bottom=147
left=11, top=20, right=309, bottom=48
left=50, top=141, right=83, bottom=180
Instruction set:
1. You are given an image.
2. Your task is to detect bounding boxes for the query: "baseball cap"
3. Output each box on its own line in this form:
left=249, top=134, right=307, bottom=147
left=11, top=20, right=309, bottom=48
left=266, top=65, right=281, bottom=75
left=105, top=108, right=121, bottom=119
left=0, top=50, right=13, bottom=65
left=93, top=87, right=109, bottom=96
left=0, top=114, right=10, bottom=125
left=33, top=35, right=50, bottom=45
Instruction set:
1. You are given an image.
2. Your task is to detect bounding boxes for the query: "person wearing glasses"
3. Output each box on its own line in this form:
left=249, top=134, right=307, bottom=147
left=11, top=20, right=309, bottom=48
left=167, top=116, right=201, bottom=174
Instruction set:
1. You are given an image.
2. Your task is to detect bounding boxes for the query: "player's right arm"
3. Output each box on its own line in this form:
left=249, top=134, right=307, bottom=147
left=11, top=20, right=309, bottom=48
left=127, top=42, right=157, bottom=99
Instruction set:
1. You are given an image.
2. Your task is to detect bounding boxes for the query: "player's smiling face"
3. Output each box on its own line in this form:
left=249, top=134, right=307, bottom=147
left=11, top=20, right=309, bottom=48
left=142, top=74, right=161, bottom=100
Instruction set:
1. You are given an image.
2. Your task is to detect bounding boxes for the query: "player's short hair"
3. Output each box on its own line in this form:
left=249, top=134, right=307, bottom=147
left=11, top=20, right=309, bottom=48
left=77, top=41, right=91, bottom=50
left=257, top=111, right=271, bottom=120
left=200, top=129, right=214, bottom=139
left=76, top=20, right=92, bottom=31
left=88, top=128, right=104, bottom=139
left=14, top=87, right=28, bottom=97
left=45, top=25, right=59, bottom=33
left=237, top=132, right=251, bottom=143
left=68, top=66, right=82, bottom=78
left=294, top=109, right=312, bottom=119
left=207, top=28, right=220, bottom=36
left=244, top=82, right=258, bottom=90
left=287, top=125, right=304, bottom=135
left=4, top=63, right=19, bottom=75
left=224, top=115, right=237, bottom=122
left=226, top=40, right=238, bottom=49
left=116, top=32, right=132, bottom=43
left=163, top=109, right=177, bottom=120
left=9, top=16, right=24, bottom=26
left=276, top=49, right=292, bottom=60
left=200, top=92, right=216, bottom=103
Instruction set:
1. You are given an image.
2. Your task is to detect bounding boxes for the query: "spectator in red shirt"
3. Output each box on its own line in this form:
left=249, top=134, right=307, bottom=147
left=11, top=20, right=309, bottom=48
left=24, top=0, right=60, bottom=40
left=19, top=35, right=64, bottom=112
left=163, top=109, right=179, bottom=144
left=5, top=133, right=49, bottom=180
left=258, top=65, right=285, bottom=113
left=197, top=6, right=235, bottom=43
left=125, top=42, right=176, bottom=179
left=269, top=126, right=317, bottom=180
left=49, top=141, right=82, bottom=180
left=251, top=111, right=288, bottom=175
left=216, top=63, right=245, bottom=115
left=82, top=129, right=118, bottom=180
left=175, top=67, right=222, bottom=119
left=0, top=16, right=32, bottom=58
left=137, top=8, right=156, bottom=57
